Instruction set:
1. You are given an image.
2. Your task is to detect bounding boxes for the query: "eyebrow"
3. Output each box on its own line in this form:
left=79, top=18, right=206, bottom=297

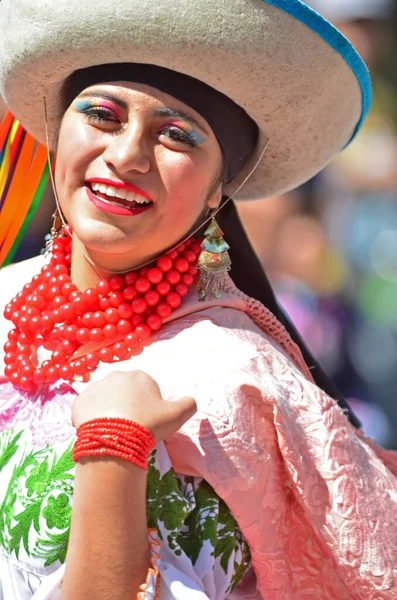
left=77, top=90, right=209, bottom=136
left=77, top=90, right=129, bottom=111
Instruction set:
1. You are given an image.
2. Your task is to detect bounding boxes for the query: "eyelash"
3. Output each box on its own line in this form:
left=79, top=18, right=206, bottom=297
left=80, top=107, right=198, bottom=147
left=158, top=126, right=197, bottom=147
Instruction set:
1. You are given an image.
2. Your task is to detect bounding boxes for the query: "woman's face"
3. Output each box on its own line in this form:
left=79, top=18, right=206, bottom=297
left=55, top=81, right=223, bottom=271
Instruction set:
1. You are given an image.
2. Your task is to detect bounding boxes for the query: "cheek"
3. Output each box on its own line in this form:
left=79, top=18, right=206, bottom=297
left=55, top=119, right=101, bottom=191
left=156, top=151, right=212, bottom=220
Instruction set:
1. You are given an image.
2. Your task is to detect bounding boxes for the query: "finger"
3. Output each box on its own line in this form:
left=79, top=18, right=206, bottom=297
left=166, top=396, right=197, bottom=430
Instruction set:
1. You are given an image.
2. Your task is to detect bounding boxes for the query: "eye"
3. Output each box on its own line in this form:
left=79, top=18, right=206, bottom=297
left=158, top=125, right=197, bottom=148
left=85, top=108, right=119, bottom=124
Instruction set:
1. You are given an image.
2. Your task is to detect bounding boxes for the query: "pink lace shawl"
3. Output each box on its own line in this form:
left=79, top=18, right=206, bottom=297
left=1, top=256, right=397, bottom=599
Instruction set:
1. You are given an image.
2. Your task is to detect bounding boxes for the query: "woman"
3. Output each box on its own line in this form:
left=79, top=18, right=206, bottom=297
left=0, top=0, right=396, bottom=598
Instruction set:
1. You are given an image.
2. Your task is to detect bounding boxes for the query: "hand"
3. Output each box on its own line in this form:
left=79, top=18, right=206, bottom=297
left=72, top=370, right=197, bottom=442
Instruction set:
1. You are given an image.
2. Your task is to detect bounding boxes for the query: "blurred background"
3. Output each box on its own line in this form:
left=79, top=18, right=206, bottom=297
left=1, top=0, right=397, bottom=446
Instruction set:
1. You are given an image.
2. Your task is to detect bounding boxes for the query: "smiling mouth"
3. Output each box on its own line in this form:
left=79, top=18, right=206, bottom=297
left=87, top=182, right=154, bottom=209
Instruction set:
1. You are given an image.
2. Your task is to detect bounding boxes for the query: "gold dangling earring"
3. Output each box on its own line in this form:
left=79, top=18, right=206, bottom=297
left=41, top=208, right=63, bottom=256
left=197, top=218, right=231, bottom=301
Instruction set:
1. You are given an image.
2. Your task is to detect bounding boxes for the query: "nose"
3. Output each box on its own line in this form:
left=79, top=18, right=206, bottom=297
left=102, top=121, right=151, bottom=176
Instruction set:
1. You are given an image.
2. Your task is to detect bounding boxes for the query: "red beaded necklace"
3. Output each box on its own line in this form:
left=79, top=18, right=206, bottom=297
left=3, top=228, right=202, bottom=394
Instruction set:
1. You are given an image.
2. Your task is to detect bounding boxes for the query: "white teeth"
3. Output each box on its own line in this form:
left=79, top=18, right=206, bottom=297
left=117, top=188, right=127, bottom=200
left=90, top=182, right=151, bottom=204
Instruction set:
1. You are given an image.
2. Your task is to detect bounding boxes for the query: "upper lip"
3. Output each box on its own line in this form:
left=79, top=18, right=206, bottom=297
left=86, top=178, right=154, bottom=201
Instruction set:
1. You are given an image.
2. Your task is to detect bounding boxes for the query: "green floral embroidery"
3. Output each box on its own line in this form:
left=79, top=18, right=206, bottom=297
left=1, top=434, right=250, bottom=587
left=0, top=438, right=74, bottom=563
left=43, top=494, right=72, bottom=530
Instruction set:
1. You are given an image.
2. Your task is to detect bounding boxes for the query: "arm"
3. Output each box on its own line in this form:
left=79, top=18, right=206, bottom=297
left=62, top=370, right=196, bottom=600
left=62, top=457, right=149, bottom=600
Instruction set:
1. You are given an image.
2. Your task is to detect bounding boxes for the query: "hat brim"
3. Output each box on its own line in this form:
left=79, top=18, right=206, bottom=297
left=0, top=0, right=370, bottom=200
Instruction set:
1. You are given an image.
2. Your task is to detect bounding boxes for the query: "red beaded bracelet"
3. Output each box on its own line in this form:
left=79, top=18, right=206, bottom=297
left=72, top=417, right=156, bottom=470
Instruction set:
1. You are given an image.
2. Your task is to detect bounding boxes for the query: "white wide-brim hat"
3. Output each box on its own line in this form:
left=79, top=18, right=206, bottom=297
left=0, top=0, right=371, bottom=200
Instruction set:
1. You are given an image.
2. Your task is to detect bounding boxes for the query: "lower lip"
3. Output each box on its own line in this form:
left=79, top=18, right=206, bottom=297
left=85, top=186, right=153, bottom=217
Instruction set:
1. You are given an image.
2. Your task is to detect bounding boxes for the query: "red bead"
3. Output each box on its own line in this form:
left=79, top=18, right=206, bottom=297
left=4, top=364, right=16, bottom=377
left=167, top=250, right=178, bottom=260
left=157, top=255, right=173, bottom=272
left=92, top=311, right=106, bottom=328
left=135, top=324, right=152, bottom=340
left=84, top=289, right=99, bottom=306
left=64, top=325, right=78, bottom=340
left=146, top=314, right=162, bottom=331
left=166, top=270, right=181, bottom=285
left=82, top=313, right=94, bottom=329
left=109, top=291, right=124, bottom=307
left=4, top=340, right=17, bottom=353
left=19, top=377, right=35, bottom=393
left=30, top=295, right=46, bottom=310
left=33, top=368, right=46, bottom=385
left=189, top=265, right=198, bottom=277
left=131, top=298, right=147, bottom=314
left=40, top=312, right=54, bottom=329
left=3, top=305, right=14, bottom=320
left=156, top=303, right=171, bottom=319
left=63, top=282, right=77, bottom=296
left=103, top=324, right=118, bottom=339
left=59, top=364, right=74, bottom=381
left=99, top=347, right=114, bottom=363
left=104, top=308, right=119, bottom=324
left=175, top=283, right=188, bottom=297
left=89, top=328, right=104, bottom=342
left=57, top=273, right=70, bottom=285
left=174, top=257, right=189, bottom=273
left=135, top=278, right=151, bottom=294
left=51, top=309, right=63, bottom=324
left=52, top=349, right=67, bottom=365
left=125, top=332, right=140, bottom=349
left=184, top=249, right=197, bottom=263
left=52, top=295, right=67, bottom=309
left=4, top=352, right=17, bottom=365
left=156, top=281, right=171, bottom=296
left=145, top=290, right=160, bottom=307
left=53, top=263, right=68, bottom=275
left=76, top=328, right=90, bottom=344
left=59, top=303, right=76, bottom=321
left=182, top=273, right=194, bottom=286
left=96, top=280, right=111, bottom=296
left=113, top=342, right=128, bottom=359
left=117, top=320, right=133, bottom=335
left=47, top=366, right=59, bottom=382
left=166, top=292, right=182, bottom=309
left=19, top=344, right=31, bottom=355
left=118, top=303, right=133, bottom=319
left=60, top=340, right=77, bottom=354
left=71, top=295, right=88, bottom=312
left=85, top=352, right=100, bottom=370
left=7, top=329, right=19, bottom=341
left=99, top=297, right=111, bottom=311
left=72, top=360, right=87, bottom=376
left=131, top=314, right=144, bottom=327
left=21, top=363, right=34, bottom=377
left=147, top=268, right=163, bottom=284
left=125, top=272, right=138, bottom=286
left=30, top=316, right=42, bottom=332
left=109, top=275, right=125, bottom=291
left=176, top=242, right=186, bottom=253
left=48, top=285, right=61, bottom=299
left=122, top=286, right=137, bottom=302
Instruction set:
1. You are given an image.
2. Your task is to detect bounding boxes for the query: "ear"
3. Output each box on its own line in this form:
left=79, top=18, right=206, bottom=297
left=206, top=184, right=223, bottom=210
